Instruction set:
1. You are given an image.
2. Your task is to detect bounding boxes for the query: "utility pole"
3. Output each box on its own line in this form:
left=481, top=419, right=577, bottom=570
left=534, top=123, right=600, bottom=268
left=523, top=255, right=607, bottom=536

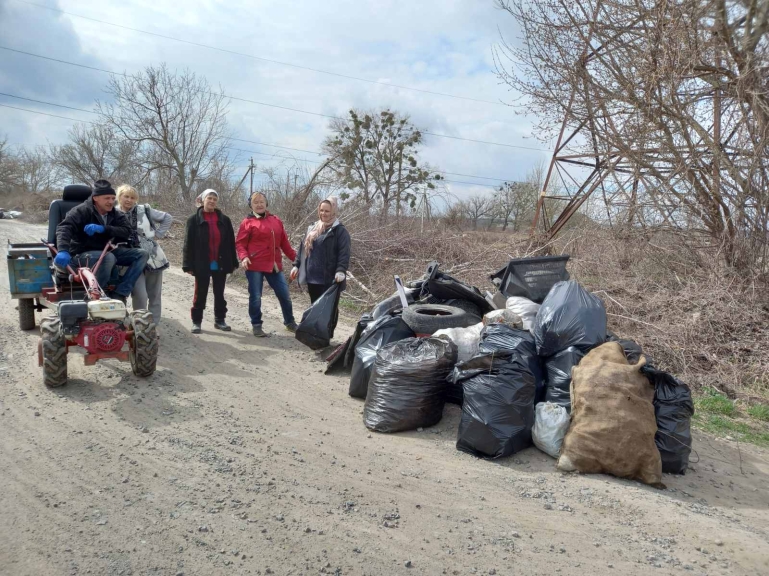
left=249, top=157, right=254, bottom=195
left=418, top=189, right=430, bottom=235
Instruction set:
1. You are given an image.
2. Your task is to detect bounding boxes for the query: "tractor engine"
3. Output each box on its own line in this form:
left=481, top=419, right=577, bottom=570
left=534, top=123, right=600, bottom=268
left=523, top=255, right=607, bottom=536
left=76, top=322, right=126, bottom=354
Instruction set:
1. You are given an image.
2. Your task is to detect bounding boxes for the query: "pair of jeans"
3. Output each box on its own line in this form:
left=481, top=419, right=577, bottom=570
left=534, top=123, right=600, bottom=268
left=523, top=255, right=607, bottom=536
left=191, top=271, right=228, bottom=324
left=246, top=270, right=295, bottom=327
left=73, top=247, right=148, bottom=297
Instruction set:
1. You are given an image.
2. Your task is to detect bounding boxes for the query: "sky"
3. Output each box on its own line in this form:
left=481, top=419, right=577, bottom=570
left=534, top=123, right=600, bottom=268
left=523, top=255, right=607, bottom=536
left=0, top=0, right=552, bottom=201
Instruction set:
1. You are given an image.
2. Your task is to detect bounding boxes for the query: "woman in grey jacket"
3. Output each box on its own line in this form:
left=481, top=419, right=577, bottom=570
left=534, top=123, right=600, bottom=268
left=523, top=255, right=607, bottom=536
left=116, top=184, right=173, bottom=320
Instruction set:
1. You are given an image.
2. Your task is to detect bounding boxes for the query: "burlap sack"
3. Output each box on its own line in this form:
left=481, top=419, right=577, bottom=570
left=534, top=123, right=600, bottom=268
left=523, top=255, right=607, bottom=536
left=557, top=342, right=662, bottom=486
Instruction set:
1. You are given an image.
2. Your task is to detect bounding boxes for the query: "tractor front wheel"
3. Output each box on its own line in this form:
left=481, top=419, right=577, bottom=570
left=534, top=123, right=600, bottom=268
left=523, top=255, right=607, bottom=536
left=40, top=317, right=67, bottom=388
left=129, top=310, right=158, bottom=377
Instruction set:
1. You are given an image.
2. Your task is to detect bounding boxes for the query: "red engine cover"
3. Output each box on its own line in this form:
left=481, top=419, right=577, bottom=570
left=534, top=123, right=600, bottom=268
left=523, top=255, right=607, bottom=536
left=76, top=322, right=126, bottom=353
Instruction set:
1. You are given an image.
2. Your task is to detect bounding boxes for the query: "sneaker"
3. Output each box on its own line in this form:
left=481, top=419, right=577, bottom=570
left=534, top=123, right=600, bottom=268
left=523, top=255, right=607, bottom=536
left=214, top=320, right=231, bottom=331
left=252, top=325, right=270, bottom=338
left=284, top=322, right=298, bottom=333
left=191, top=323, right=202, bottom=334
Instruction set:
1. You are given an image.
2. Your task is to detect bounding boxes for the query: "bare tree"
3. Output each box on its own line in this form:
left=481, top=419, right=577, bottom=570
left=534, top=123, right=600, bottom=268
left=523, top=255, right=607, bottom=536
left=442, top=200, right=468, bottom=230
left=52, top=123, right=144, bottom=186
left=494, top=181, right=538, bottom=231
left=464, top=193, right=495, bottom=231
left=16, top=146, right=63, bottom=195
left=0, top=137, right=19, bottom=191
left=495, top=0, right=769, bottom=267
left=322, top=109, right=443, bottom=221
left=97, top=64, right=232, bottom=203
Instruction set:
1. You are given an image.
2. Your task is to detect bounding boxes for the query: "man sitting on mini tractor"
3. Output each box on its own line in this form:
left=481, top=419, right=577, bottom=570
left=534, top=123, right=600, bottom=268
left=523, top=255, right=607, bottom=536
left=54, top=179, right=148, bottom=301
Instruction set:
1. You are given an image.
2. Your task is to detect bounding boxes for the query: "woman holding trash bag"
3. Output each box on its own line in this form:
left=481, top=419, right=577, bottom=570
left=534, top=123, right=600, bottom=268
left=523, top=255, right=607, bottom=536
left=235, top=192, right=298, bottom=337
left=182, top=189, right=238, bottom=334
left=290, top=197, right=351, bottom=334
left=115, top=184, right=173, bottom=321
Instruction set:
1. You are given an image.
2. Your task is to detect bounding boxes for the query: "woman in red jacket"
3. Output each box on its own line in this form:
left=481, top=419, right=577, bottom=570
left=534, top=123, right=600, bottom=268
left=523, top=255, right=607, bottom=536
left=235, top=192, right=298, bottom=337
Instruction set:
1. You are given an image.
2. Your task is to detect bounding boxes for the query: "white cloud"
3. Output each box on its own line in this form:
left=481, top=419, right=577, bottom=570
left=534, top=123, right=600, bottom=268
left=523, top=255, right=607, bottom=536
left=0, top=0, right=550, bottom=198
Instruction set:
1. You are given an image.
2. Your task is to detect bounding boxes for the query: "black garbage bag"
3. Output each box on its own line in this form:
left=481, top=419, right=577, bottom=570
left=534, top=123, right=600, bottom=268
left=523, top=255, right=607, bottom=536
left=427, top=274, right=494, bottom=315
left=454, top=352, right=536, bottom=459
left=480, top=324, right=545, bottom=403
left=607, top=333, right=645, bottom=364
left=643, top=365, right=694, bottom=474
left=364, top=337, right=457, bottom=433
left=533, top=280, right=607, bottom=357
left=445, top=372, right=465, bottom=406
left=326, top=313, right=373, bottom=374
left=349, top=313, right=415, bottom=399
left=295, top=284, right=341, bottom=350
left=345, top=314, right=374, bottom=367
left=543, top=346, right=585, bottom=412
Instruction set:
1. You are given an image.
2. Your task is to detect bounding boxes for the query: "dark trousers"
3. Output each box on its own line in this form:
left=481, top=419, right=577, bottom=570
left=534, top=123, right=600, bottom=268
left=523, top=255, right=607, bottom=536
left=307, top=282, right=339, bottom=333
left=191, top=271, right=228, bottom=324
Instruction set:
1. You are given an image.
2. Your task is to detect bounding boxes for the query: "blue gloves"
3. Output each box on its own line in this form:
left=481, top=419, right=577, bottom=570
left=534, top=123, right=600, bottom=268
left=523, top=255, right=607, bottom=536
left=84, top=224, right=105, bottom=236
left=54, top=251, right=71, bottom=268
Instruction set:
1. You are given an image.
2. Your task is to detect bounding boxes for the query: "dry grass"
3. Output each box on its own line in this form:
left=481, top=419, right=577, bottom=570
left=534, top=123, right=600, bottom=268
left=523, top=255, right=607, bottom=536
left=561, top=226, right=769, bottom=403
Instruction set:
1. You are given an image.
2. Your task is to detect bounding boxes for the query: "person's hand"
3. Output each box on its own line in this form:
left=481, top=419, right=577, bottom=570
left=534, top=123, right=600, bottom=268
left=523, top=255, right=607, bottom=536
left=84, top=224, right=105, bottom=236
left=183, top=268, right=193, bottom=276
left=335, top=272, right=346, bottom=283
left=240, top=257, right=251, bottom=269
left=54, top=251, right=71, bottom=268
left=289, top=267, right=299, bottom=281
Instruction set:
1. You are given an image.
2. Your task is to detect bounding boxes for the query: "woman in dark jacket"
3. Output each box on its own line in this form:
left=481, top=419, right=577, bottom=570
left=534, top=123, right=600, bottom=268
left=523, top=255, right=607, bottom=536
left=182, top=189, right=238, bottom=334
left=290, top=197, right=351, bottom=333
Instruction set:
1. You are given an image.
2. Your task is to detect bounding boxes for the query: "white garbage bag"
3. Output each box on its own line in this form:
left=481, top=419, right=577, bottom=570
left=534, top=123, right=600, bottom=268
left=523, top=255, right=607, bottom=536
left=434, top=322, right=484, bottom=363
left=506, top=296, right=541, bottom=332
left=532, top=402, right=570, bottom=458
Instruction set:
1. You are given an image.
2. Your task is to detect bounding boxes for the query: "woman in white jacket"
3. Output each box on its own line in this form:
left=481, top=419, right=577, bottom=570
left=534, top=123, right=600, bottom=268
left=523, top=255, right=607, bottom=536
left=116, top=184, right=173, bottom=320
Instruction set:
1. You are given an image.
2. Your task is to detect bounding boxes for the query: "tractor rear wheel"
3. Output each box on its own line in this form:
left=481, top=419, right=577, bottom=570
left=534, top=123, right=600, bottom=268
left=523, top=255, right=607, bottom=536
left=40, top=317, right=67, bottom=388
left=129, top=310, right=158, bottom=377
left=19, top=298, right=36, bottom=330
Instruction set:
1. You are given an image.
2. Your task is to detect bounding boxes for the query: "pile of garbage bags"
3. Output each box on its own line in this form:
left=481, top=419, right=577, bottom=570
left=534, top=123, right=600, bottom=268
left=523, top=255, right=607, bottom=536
left=336, top=259, right=694, bottom=480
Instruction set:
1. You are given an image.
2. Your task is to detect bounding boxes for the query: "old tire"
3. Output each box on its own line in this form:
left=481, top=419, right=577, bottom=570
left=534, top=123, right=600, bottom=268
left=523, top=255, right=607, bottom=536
left=41, top=317, right=67, bottom=388
left=442, top=299, right=483, bottom=318
left=19, top=298, right=36, bottom=330
left=130, top=310, right=158, bottom=377
left=402, top=304, right=481, bottom=335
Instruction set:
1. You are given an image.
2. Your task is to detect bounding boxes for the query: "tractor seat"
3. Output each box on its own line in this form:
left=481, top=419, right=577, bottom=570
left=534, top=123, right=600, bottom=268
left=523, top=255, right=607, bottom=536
left=48, top=184, right=92, bottom=247
left=49, top=184, right=91, bottom=291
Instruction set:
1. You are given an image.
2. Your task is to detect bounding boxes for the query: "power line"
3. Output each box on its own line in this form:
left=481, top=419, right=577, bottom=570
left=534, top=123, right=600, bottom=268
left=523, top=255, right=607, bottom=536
left=0, top=92, right=516, bottom=183
left=230, top=136, right=516, bottom=181
left=224, top=146, right=502, bottom=189
left=0, top=102, right=94, bottom=124
left=14, top=0, right=504, bottom=106
left=0, top=92, right=96, bottom=115
left=0, top=45, right=549, bottom=151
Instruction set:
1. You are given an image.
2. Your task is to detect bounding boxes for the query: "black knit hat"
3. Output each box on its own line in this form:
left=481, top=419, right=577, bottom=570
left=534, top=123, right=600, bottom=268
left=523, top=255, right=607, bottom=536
left=92, top=179, right=116, bottom=197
